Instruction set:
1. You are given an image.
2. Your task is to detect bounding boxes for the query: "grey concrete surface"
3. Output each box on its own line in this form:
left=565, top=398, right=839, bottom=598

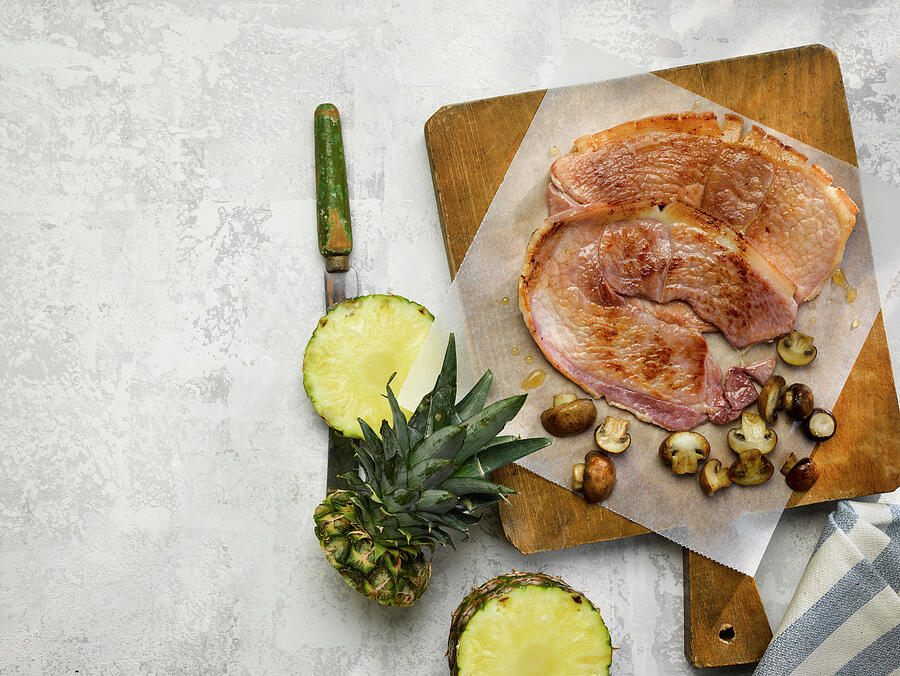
left=0, top=1, right=897, bottom=674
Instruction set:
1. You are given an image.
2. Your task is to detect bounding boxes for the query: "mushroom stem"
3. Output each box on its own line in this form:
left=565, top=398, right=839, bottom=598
left=554, top=394, right=578, bottom=407
left=572, top=462, right=585, bottom=491
left=780, top=452, right=800, bottom=476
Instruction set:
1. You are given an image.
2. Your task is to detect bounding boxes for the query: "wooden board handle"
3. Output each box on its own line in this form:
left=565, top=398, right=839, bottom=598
left=683, top=549, right=772, bottom=668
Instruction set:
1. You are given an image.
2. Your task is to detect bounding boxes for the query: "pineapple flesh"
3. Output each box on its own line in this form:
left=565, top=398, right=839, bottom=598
left=448, top=572, right=612, bottom=675
left=312, top=334, right=551, bottom=607
left=303, top=294, right=434, bottom=438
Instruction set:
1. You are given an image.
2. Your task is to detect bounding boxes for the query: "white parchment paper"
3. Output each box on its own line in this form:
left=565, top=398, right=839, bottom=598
left=401, top=73, right=882, bottom=577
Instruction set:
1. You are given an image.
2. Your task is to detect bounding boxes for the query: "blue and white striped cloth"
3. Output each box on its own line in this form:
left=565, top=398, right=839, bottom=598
left=755, top=500, right=900, bottom=675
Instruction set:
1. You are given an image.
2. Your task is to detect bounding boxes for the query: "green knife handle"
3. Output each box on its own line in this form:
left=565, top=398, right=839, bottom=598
left=315, top=103, right=352, bottom=272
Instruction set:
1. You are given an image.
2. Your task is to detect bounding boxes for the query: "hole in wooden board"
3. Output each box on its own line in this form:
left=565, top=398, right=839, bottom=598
left=719, top=624, right=736, bottom=643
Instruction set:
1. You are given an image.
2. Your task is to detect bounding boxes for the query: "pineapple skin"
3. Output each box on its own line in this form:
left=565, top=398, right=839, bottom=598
left=447, top=572, right=608, bottom=675
left=314, top=490, right=431, bottom=607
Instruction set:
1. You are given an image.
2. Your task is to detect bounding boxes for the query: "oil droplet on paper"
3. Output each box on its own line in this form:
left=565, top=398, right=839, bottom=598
left=524, top=355, right=533, bottom=364
left=549, top=145, right=559, bottom=156
left=850, top=318, right=860, bottom=330
left=832, top=267, right=857, bottom=303
left=510, top=346, right=519, bottom=356
left=500, top=296, right=510, bottom=306
left=521, top=368, right=546, bottom=389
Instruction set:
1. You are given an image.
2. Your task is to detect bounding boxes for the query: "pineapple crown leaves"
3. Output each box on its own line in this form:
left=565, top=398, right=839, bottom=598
left=340, top=334, right=552, bottom=550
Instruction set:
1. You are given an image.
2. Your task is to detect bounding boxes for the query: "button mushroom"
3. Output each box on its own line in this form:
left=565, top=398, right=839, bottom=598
left=659, top=431, right=710, bottom=475
left=777, top=330, right=817, bottom=366
left=728, top=449, right=774, bottom=486
left=781, top=453, right=819, bottom=491
left=699, top=459, right=732, bottom=496
left=582, top=450, right=615, bottom=503
left=758, top=375, right=786, bottom=424
left=594, top=416, right=631, bottom=453
left=804, top=409, right=837, bottom=442
left=540, top=395, right=597, bottom=436
left=781, top=383, right=814, bottom=421
left=727, top=412, right=777, bottom=454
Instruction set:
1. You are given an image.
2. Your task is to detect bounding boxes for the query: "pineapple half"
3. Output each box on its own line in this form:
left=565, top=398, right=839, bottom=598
left=303, top=294, right=434, bottom=438
left=448, top=572, right=612, bottom=675
left=313, top=334, right=551, bottom=607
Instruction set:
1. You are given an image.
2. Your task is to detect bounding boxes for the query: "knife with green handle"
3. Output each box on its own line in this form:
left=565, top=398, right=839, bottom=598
left=315, top=103, right=359, bottom=493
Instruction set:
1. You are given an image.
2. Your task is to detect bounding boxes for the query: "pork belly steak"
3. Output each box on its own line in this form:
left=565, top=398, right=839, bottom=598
left=550, top=112, right=858, bottom=302
left=518, top=201, right=791, bottom=430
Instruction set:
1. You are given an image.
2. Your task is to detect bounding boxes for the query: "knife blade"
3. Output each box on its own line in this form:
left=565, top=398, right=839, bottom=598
left=315, top=103, right=359, bottom=494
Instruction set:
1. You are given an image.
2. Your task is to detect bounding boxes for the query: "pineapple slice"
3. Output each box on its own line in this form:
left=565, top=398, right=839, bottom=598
left=302, top=294, right=433, bottom=437
left=449, top=572, right=612, bottom=675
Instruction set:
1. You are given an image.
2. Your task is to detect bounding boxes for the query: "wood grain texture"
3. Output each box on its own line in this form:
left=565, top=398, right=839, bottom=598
left=424, top=44, right=900, bottom=667
left=683, top=550, right=773, bottom=668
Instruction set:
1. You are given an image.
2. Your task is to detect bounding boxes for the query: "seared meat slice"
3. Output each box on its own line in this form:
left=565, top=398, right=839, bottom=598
left=626, top=297, right=716, bottom=333
left=547, top=183, right=580, bottom=215
left=724, top=367, right=759, bottom=410
left=727, top=127, right=858, bottom=302
left=736, top=357, right=776, bottom=385
left=550, top=112, right=857, bottom=302
left=519, top=201, right=747, bottom=430
left=596, top=202, right=798, bottom=347
left=550, top=112, right=724, bottom=209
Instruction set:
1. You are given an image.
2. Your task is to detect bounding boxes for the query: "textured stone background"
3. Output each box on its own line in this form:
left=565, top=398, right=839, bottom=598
left=0, top=1, right=897, bottom=674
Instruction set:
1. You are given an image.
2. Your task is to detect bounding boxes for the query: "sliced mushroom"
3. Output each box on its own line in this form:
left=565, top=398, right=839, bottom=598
left=728, top=450, right=774, bottom=486
left=582, top=450, right=615, bottom=503
left=540, top=397, right=596, bottom=436
left=727, top=412, right=777, bottom=454
left=781, top=383, right=814, bottom=421
left=659, top=431, right=710, bottom=475
left=699, top=459, right=732, bottom=496
left=594, top=416, right=631, bottom=453
left=758, top=375, right=786, bottom=424
left=804, top=409, right=836, bottom=442
left=780, top=453, right=819, bottom=491
left=777, top=330, right=817, bottom=366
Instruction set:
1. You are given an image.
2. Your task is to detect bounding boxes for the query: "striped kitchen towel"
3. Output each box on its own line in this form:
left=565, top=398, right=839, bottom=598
left=755, top=500, right=900, bottom=676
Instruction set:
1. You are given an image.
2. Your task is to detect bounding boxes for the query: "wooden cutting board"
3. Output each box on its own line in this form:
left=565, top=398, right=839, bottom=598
left=423, top=44, right=900, bottom=668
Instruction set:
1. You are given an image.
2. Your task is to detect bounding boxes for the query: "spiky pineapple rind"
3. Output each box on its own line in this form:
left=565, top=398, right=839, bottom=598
left=314, top=490, right=431, bottom=607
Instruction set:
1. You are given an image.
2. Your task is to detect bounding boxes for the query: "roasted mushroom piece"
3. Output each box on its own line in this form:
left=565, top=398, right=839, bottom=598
left=728, top=450, right=775, bottom=486
left=727, top=412, right=777, bottom=454
left=777, top=330, right=817, bottom=366
left=582, top=450, right=616, bottom=503
left=659, top=431, right=710, bottom=475
left=540, top=395, right=597, bottom=436
left=781, top=383, right=814, bottom=421
left=804, top=409, right=837, bottom=442
left=758, top=375, right=786, bottom=424
left=594, top=416, right=631, bottom=453
left=699, top=459, right=732, bottom=496
left=781, top=453, right=819, bottom=491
